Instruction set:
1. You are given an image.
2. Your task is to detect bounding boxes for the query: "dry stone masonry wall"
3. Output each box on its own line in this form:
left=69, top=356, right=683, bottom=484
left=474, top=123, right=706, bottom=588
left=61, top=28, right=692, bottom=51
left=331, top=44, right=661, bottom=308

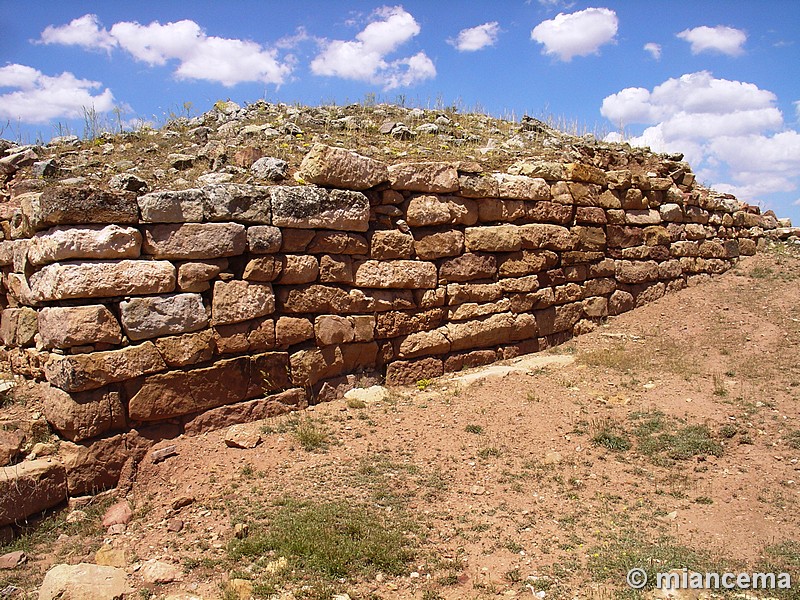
left=0, top=140, right=783, bottom=513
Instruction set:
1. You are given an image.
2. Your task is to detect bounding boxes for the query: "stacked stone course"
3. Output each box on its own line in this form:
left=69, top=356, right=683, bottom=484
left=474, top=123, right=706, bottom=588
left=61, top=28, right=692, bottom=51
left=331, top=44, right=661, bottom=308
left=0, top=141, right=781, bottom=506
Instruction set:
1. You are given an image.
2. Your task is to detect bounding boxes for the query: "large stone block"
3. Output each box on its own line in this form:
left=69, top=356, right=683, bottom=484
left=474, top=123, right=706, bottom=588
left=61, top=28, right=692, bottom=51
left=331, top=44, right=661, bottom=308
left=406, top=195, right=477, bottom=227
left=127, top=352, right=290, bottom=421
left=385, top=357, right=443, bottom=386
left=459, top=174, right=499, bottom=198
left=143, top=223, right=246, bottom=259
left=374, top=308, right=445, bottom=339
left=35, top=187, right=138, bottom=227
left=370, top=230, right=414, bottom=259
left=354, top=260, right=437, bottom=289
left=177, top=258, right=228, bottom=292
left=211, top=280, right=275, bottom=326
left=565, top=163, right=607, bottom=185
left=137, top=189, right=205, bottom=223
left=153, top=330, right=214, bottom=367
left=27, top=225, right=142, bottom=266
left=0, top=307, right=38, bottom=347
left=519, top=224, right=575, bottom=251
left=388, top=162, right=459, bottom=193
left=465, top=225, right=522, bottom=252
left=497, top=250, right=557, bottom=277
left=0, top=459, right=67, bottom=526
left=213, top=316, right=275, bottom=355
left=307, top=231, right=369, bottom=254
left=446, top=283, right=502, bottom=305
left=625, top=209, right=662, bottom=225
left=38, top=563, right=130, bottom=600
left=396, top=328, right=450, bottom=358
left=38, top=305, right=122, bottom=349
left=298, top=143, right=388, bottom=190
left=29, top=260, right=176, bottom=301
left=32, top=382, right=125, bottom=442
left=275, top=316, right=315, bottom=346
left=446, top=312, right=536, bottom=351
left=315, top=315, right=355, bottom=346
left=277, top=284, right=414, bottom=314
left=203, top=183, right=271, bottom=223
left=275, top=255, right=319, bottom=285
left=183, top=388, right=307, bottom=435
left=439, top=253, right=497, bottom=282
left=58, top=431, right=149, bottom=495
left=615, top=260, right=660, bottom=284
left=247, top=225, right=282, bottom=254
left=413, top=229, right=464, bottom=259
left=493, top=174, right=550, bottom=200
left=120, top=293, right=208, bottom=341
left=271, top=187, right=369, bottom=231
left=44, top=342, right=167, bottom=392
left=290, top=342, right=377, bottom=387
left=243, top=256, right=283, bottom=282
left=477, top=198, right=526, bottom=223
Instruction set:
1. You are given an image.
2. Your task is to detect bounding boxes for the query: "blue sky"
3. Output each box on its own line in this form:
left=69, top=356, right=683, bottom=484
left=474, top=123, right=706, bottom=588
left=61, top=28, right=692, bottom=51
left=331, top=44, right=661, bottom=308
left=2, top=0, right=800, bottom=222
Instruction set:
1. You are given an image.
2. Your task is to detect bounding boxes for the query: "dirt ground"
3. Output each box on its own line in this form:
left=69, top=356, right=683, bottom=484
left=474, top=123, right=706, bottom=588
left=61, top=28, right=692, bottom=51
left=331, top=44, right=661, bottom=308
left=2, top=243, right=800, bottom=600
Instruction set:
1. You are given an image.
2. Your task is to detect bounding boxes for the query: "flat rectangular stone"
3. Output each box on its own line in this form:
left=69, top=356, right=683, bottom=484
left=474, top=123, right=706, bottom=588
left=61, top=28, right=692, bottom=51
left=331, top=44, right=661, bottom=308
left=271, top=186, right=369, bottom=232
left=465, top=226, right=522, bottom=252
left=120, top=293, right=208, bottom=341
left=354, top=260, right=437, bottom=289
left=493, top=174, right=550, bottom=200
left=38, top=305, right=123, bottom=349
left=44, top=341, right=167, bottom=392
left=0, top=459, right=67, bottom=526
left=446, top=312, right=535, bottom=351
left=137, top=189, right=205, bottom=223
left=276, top=285, right=414, bottom=314
left=203, top=183, right=271, bottom=223
left=35, top=187, right=139, bottom=227
left=211, top=280, right=275, bottom=326
left=183, top=388, right=307, bottom=435
left=298, top=143, right=388, bottom=190
left=27, top=225, right=142, bottom=266
left=126, top=353, right=290, bottom=421
left=519, top=224, right=575, bottom=251
left=625, top=209, right=662, bottom=225
left=388, top=162, right=459, bottom=193
left=213, top=316, right=275, bottom=354
left=143, top=223, right=246, bottom=259
left=153, top=330, right=215, bottom=367
left=29, top=260, right=176, bottom=301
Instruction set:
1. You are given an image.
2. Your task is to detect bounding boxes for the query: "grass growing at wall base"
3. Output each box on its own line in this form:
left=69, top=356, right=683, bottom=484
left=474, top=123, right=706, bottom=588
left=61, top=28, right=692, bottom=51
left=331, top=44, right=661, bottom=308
left=227, top=499, right=416, bottom=595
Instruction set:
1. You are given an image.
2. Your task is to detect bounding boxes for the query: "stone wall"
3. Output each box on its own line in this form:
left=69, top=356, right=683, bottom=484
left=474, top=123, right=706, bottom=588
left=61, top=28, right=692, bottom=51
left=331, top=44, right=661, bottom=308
left=0, top=142, right=781, bottom=503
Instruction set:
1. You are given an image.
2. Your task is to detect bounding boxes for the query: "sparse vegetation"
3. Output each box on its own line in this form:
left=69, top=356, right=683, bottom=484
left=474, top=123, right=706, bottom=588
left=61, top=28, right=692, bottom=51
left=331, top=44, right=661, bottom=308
left=294, top=417, right=330, bottom=451
left=591, top=418, right=631, bottom=451
left=346, top=397, right=367, bottom=409
left=228, top=499, right=416, bottom=586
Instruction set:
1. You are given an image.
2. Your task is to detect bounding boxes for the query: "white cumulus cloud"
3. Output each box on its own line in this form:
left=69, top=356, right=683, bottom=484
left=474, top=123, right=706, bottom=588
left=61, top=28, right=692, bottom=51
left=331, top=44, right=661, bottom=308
left=449, top=22, right=500, bottom=52
left=530, top=7, right=618, bottom=61
left=0, top=63, right=115, bottom=124
left=310, top=6, right=435, bottom=90
left=643, top=42, right=661, bottom=60
left=677, top=25, right=747, bottom=56
left=40, top=14, right=292, bottom=87
left=39, top=14, right=116, bottom=51
left=601, top=71, right=800, bottom=211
